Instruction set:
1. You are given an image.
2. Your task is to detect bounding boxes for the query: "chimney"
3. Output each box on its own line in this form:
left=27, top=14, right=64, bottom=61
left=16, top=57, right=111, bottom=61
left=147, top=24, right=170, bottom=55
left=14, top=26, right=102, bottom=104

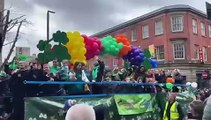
left=206, top=2, right=211, bottom=20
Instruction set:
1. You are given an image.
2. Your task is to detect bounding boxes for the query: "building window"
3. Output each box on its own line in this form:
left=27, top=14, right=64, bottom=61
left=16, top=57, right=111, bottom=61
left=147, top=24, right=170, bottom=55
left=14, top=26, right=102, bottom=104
left=156, top=45, right=164, bottom=60
left=131, top=29, right=137, bottom=42
left=155, top=20, right=163, bottom=35
left=122, top=32, right=127, bottom=36
left=209, top=25, right=211, bottom=38
left=171, top=15, right=184, bottom=32
left=201, top=22, right=206, bottom=36
left=194, top=44, right=199, bottom=59
left=173, top=43, right=185, bottom=59
left=142, top=25, right=149, bottom=39
left=192, top=19, right=197, bottom=34
left=113, top=59, right=118, bottom=66
left=203, top=47, right=207, bottom=61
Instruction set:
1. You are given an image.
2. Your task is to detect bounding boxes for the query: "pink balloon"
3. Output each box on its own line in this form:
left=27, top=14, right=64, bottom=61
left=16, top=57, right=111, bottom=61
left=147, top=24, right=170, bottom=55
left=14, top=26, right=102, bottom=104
left=93, top=42, right=98, bottom=49
left=94, top=49, right=100, bottom=55
left=83, top=35, right=103, bottom=60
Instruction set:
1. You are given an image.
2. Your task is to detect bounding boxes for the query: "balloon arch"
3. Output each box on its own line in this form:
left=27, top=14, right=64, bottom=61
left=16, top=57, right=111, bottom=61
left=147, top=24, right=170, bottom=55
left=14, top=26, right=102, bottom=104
left=36, top=31, right=158, bottom=69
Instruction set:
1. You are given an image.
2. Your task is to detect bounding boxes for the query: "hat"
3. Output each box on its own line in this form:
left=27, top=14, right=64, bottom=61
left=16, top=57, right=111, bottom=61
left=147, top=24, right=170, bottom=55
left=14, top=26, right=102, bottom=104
left=0, top=71, right=6, bottom=77
left=63, top=99, right=77, bottom=111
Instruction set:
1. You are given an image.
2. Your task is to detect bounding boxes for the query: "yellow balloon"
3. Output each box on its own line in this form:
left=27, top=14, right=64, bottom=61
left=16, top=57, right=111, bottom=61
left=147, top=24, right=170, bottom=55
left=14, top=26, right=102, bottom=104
left=65, top=31, right=87, bottom=65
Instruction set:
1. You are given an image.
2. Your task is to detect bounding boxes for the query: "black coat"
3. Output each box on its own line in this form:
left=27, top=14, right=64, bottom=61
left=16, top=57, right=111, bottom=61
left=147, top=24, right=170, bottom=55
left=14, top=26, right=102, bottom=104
left=26, top=69, right=44, bottom=97
left=39, top=72, right=61, bottom=96
left=174, top=74, right=183, bottom=84
left=10, top=70, right=29, bottom=97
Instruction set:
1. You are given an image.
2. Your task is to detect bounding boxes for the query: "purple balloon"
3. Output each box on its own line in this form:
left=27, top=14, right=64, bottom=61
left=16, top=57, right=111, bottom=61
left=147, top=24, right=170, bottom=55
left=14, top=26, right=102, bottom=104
left=136, top=56, right=142, bottom=61
left=134, top=49, right=140, bottom=55
left=129, top=52, right=135, bottom=57
left=130, top=57, right=136, bottom=63
left=123, top=55, right=128, bottom=60
left=139, top=53, right=144, bottom=58
left=131, top=46, right=136, bottom=51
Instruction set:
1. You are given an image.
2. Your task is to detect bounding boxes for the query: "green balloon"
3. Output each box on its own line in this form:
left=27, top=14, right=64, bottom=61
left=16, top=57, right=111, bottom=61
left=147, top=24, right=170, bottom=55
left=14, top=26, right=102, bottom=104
left=101, top=36, right=122, bottom=57
left=166, top=83, right=173, bottom=90
left=117, top=43, right=123, bottom=49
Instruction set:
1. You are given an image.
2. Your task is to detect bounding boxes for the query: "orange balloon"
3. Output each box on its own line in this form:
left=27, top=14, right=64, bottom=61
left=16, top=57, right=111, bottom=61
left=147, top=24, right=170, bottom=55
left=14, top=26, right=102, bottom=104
left=166, top=77, right=174, bottom=83
left=115, top=34, right=132, bottom=57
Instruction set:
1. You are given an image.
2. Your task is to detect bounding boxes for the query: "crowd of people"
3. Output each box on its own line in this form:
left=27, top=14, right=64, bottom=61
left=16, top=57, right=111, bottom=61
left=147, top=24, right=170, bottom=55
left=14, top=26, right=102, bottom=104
left=0, top=56, right=210, bottom=120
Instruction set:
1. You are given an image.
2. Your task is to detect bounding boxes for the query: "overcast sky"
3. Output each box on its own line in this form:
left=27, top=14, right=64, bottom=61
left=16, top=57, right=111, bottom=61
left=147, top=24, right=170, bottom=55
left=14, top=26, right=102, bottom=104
left=3, top=0, right=211, bottom=60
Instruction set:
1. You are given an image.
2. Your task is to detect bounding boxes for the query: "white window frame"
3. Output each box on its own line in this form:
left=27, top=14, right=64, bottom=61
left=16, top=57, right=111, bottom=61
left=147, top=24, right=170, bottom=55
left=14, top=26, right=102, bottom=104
left=192, top=19, right=197, bottom=34
left=156, top=45, right=165, bottom=60
left=155, top=20, right=163, bottom=35
left=122, top=59, right=124, bottom=66
left=201, top=22, right=206, bottom=36
left=173, top=42, right=185, bottom=60
left=113, top=59, right=118, bottom=66
left=194, top=44, right=199, bottom=60
left=208, top=25, right=211, bottom=38
left=203, top=47, right=208, bottom=61
left=171, top=15, right=184, bottom=32
left=142, top=25, right=149, bottom=39
left=131, top=29, right=137, bottom=42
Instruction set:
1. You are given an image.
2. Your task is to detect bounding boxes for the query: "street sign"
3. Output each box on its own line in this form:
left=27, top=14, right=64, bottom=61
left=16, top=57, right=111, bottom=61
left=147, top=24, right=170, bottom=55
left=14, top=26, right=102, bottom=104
left=199, top=48, right=204, bottom=63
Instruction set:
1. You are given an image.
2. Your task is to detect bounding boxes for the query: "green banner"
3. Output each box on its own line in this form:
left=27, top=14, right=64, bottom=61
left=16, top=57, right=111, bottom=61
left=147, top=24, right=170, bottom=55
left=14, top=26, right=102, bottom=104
left=114, top=94, right=154, bottom=115
left=24, top=93, right=193, bottom=120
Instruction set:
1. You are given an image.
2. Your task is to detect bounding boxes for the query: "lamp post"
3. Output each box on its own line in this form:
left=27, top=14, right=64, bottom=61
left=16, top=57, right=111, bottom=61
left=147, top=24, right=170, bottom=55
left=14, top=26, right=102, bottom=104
left=47, top=10, right=55, bottom=41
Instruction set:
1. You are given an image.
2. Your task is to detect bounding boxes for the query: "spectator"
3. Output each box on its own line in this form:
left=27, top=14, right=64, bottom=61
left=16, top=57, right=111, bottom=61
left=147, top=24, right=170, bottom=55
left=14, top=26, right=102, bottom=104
left=91, top=58, right=105, bottom=94
left=173, top=69, right=184, bottom=84
left=65, top=104, right=96, bottom=120
left=10, top=61, right=29, bottom=120
left=26, top=61, right=43, bottom=97
left=190, top=100, right=204, bottom=120
left=104, top=70, right=112, bottom=81
left=91, top=58, right=105, bottom=82
left=202, top=95, right=211, bottom=120
left=50, top=60, right=60, bottom=75
left=163, top=92, right=184, bottom=120
left=65, top=62, right=86, bottom=95
left=82, top=64, right=90, bottom=82
left=137, top=66, right=146, bottom=83
left=39, top=64, right=61, bottom=96
left=111, top=67, right=121, bottom=81
left=58, top=60, right=71, bottom=81
left=155, top=69, right=166, bottom=83
left=0, top=71, right=10, bottom=96
left=118, top=68, right=127, bottom=81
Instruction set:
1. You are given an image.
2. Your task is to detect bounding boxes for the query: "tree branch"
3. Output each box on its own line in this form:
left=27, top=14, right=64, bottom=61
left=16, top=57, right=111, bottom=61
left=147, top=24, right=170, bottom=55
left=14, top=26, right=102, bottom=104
left=0, top=21, right=23, bottom=71
left=3, top=40, right=14, bottom=46
left=0, top=10, right=10, bottom=52
left=6, top=21, right=18, bottom=32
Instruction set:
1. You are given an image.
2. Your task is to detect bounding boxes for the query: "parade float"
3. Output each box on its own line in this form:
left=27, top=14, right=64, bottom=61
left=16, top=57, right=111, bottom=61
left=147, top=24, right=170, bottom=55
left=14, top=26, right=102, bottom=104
left=24, top=31, right=195, bottom=120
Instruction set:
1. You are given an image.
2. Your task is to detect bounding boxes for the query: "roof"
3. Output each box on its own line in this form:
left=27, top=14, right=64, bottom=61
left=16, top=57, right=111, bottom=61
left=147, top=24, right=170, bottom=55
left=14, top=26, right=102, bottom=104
left=91, top=4, right=207, bottom=37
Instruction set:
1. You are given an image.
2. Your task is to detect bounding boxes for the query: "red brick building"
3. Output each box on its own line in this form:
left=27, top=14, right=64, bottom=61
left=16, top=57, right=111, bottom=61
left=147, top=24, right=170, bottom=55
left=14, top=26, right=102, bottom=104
left=91, top=5, right=211, bottom=82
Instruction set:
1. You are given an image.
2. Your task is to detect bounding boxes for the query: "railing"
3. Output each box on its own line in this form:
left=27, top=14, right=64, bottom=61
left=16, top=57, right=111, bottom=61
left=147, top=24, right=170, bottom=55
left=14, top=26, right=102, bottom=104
left=24, top=81, right=190, bottom=97
left=24, top=81, right=189, bottom=86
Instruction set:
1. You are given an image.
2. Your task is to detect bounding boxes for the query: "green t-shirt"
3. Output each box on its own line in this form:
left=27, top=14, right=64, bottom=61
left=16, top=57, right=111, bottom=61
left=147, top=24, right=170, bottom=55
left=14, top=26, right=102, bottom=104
left=50, top=66, right=60, bottom=74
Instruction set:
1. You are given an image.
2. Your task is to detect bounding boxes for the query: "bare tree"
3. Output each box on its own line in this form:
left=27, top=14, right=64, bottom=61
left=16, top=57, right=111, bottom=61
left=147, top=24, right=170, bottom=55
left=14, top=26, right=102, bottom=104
left=0, top=10, right=28, bottom=70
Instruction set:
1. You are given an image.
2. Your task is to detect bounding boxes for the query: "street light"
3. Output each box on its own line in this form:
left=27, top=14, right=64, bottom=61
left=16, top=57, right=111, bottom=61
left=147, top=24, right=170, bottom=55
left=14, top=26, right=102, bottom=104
left=47, top=10, right=55, bottom=41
